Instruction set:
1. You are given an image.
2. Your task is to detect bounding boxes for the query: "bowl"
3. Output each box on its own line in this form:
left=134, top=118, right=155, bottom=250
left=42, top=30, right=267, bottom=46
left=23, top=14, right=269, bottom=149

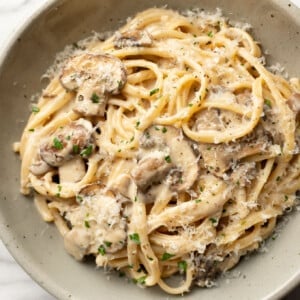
left=0, top=0, right=299, bottom=299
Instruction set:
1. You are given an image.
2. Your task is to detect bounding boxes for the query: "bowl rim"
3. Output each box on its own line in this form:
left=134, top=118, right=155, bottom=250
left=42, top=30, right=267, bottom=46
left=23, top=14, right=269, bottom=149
left=0, top=1, right=299, bottom=299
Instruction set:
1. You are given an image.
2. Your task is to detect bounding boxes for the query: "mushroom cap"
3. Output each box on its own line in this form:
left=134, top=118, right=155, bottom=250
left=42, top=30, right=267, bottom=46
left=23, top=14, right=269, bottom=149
left=60, top=53, right=127, bottom=95
left=113, top=29, right=153, bottom=49
left=132, top=125, right=199, bottom=193
left=39, top=118, right=93, bottom=167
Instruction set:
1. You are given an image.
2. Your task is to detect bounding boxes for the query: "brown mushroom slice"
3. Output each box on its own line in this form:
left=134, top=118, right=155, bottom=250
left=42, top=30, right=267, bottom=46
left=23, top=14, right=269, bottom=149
left=287, top=93, right=300, bottom=115
left=64, top=227, right=92, bottom=261
left=39, top=118, right=93, bottom=167
left=132, top=126, right=199, bottom=192
left=60, top=53, right=127, bottom=116
left=58, top=156, right=86, bottom=183
left=64, top=183, right=127, bottom=260
left=113, top=29, right=153, bottom=49
left=199, top=142, right=265, bottom=176
left=131, top=150, right=173, bottom=191
left=30, top=158, right=52, bottom=176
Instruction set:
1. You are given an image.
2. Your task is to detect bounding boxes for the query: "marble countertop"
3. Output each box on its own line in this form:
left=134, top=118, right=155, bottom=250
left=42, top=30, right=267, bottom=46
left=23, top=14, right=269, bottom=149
left=0, top=0, right=300, bottom=299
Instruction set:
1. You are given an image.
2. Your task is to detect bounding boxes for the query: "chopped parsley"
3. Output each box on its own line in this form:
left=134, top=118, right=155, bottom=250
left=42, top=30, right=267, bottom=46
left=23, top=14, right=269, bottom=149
left=284, top=195, right=289, bottom=201
left=80, top=144, right=93, bottom=157
left=210, top=217, right=217, bottom=224
left=195, top=199, right=202, bottom=203
left=164, top=155, right=172, bottom=163
left=162, top=127, right=167, bottom=133
left=76, top=195, right=83, bottom=203
left=264, top=99, right=272, bottom=108
left=207, top=31, right=213, bottom=37
left=133, top=275, right=147, bottom=285
left=84, top=220, right=90, bottom=228
left=188, top=103, right=193, bottom=107
left=53, top=137, right=63, bottom=150
left=56, top=184, right=62, bottom=197
left=91, top=93, right=100, bottom=103
left=135, top=121, right=140, bottom=128
left=98, top=245, right=106, bottom=255
left=149, top=88, right=159, bottom=96
left=31, top=106, right=40, bottom=113
left=134, top=196, right=138, bottom=202
left=28, top=128, right=35, bottom=132
left=161, top=252, right=175, bottom=261
left=178, top=260, right=187, bottom=272
left=72, top=144, right=80, bottom=154
left=104, top=241, right=112, bottom=247
left=129, top=233, right=140, bottom=245
left=276, top=176, right=281, bottom=182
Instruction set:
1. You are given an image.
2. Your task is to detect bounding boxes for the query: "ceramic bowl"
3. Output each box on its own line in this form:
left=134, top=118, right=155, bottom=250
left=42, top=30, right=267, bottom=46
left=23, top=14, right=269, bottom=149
left=0, top=0, right=299, bottom=299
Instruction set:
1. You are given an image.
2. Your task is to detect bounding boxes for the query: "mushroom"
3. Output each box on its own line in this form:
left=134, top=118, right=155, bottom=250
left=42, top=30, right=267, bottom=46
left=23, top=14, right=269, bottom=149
left=131, top=150, right=173, bottom=191
left=199, top=141, right=266, bottom=176
left=58, top=156, right=86, bottom=183
left=113, top=29, right=153, bottom=49
left=287, top=93, right=300, bottom=115
left=64, top=227, right=92, bottom=261
left=131, top=126, right=199, bottom=194
left=64, top=183, right=127, bottom=261
left=39, top=118, right=93, bottom=168
left=29, top=157, right=52, bottom=176
left=60, top=53, right=127, bottom=116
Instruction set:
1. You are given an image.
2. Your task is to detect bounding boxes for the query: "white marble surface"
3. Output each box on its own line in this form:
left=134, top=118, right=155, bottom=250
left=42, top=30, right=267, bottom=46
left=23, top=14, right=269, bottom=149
left=0, top=0, right=300, bottom=299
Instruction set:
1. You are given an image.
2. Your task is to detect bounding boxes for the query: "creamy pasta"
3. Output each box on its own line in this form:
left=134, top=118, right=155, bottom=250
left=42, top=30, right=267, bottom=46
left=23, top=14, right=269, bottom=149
left=14, top=8, right=300, bottom=294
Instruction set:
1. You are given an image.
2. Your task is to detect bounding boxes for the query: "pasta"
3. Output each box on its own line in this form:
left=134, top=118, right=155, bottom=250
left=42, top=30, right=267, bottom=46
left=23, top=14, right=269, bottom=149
left=14, top=8, right=300, bottom=294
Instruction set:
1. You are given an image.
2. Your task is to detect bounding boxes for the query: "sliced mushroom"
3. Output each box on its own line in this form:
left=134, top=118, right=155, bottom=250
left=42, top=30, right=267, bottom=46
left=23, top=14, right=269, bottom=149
left=39, top=118, right=93, bottom=168
left=131, top=150, right=173, bottom=191
left=30, top=158, right=52, bottom=176
left=287, top=93, right=300, bottom=115
left=113, top=29, right=153, bottom=49
left=199, top=141, right=266, bottom=176
left=64, top=183, right=127, bottom=260
left=58, top=156, right=86, bottom=183
left=60, top=53, right=127, bottom=116
left=230, top=162, right=257, bottom=187
left=64, top=227, right=92, bottom=261
left=131, top=126, right=199, bottom=194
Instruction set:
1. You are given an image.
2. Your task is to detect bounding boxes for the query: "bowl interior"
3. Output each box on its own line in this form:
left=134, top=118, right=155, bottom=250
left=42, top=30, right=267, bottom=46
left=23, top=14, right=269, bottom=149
left=0, top=0, right=299, bottom=299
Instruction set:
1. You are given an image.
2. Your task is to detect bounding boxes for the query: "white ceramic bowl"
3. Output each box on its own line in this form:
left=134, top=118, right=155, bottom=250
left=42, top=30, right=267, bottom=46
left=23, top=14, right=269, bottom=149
left=0, top=1, right=299, bottom=299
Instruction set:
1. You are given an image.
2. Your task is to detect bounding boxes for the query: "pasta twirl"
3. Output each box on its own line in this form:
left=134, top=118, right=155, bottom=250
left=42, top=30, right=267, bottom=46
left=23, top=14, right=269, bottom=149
left=15, top=8, right=300, bottom=294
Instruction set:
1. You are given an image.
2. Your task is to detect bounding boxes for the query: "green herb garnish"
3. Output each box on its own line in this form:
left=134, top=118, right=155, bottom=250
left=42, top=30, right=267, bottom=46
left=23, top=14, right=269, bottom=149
left=80, top=144, right=93, bottom=157
left=104, top=241, right=112, bottom=247
left=210, top=217, right=217, bottom=224
left=84, top=220, right=90, bottom=228
left=31, top=106, right=40, bottom=113
left=162, top=127, right=167, bottom=133
left=98, top=245, right=106, bottom=255
left=161, top=252, right=175, bottom=261
left=264, top=99, right=272, bottom=108
left=207, top=31, right=213, bottom=37
left=129, top=233, right=140, bottom=245
left=149, top=88, right=159, bottom=96
left=164, top=155, right=172, bottom=163
left=53, top=137, right=63, bottom=150
left=72, top=144, right=80, bottom=154
left=76, top=195, right=83, bottom=203
left=178, top=260, right=187, bottom=272
left=91, top=93, right=100, bottom=103
left=134, top=275, right=147, bottom=285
